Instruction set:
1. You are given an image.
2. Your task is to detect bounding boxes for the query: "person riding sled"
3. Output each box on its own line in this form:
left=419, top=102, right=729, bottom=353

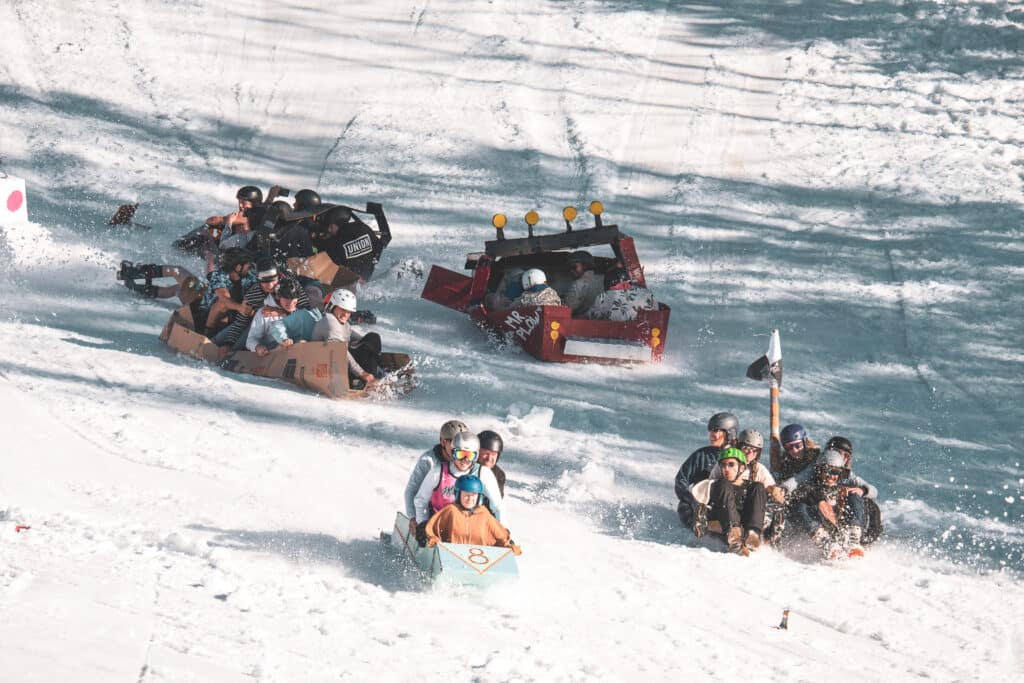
left=772, top=423, right=822, bottom=492
left=403, top=420, right=471, bottom=542
left=424, top=475, right=521, bottom=553
left=789, top=449, right=876, bottom=559
left=675, top=412, right=739, bottom=529
left=689, top=447, right=768, bottom=556
left=244, top=278, right=323, bottom=356
left=412, top=432, right=504, bottom=547
left=311, top=288, right=382, bottom=389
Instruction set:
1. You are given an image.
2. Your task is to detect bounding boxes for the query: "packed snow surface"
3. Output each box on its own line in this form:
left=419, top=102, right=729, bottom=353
left=1, top=1, right=1023, bottom=680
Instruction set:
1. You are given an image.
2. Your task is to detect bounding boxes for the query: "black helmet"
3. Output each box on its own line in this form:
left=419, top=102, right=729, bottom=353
left=220, top=247, right=254, bottom=272
left=322, top=205, right=353, bottom=227
left=826, top=436, right=853, bottom=454
left=276, top=278, right=302, bottom=300
left=294, top=189, right=322, bottom=211
left=603, top=267, right=631, bottom=289
left=707, top=412, right=739, bottom=442
left=477, top=430, right=504, bottom=455
left=236, top=185, right=263, bottom=204
left=567, top=250, right=594, bottom=268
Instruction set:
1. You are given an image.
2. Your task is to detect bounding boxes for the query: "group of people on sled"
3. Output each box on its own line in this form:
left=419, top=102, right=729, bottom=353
left=488, top=250, right=658, bottom=322
left=121, top=186, right=388, bottom=388
left=675, top=412, right=880, bottom=559
left=402, top=420, right=520, bottom=553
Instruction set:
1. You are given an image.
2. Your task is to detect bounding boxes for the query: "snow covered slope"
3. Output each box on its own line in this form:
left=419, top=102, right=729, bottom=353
left=1, top=1, right=1022, bottom=679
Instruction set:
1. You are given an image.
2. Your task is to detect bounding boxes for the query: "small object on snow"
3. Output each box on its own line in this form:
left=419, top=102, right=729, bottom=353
left=108, top=203, right=152, bottom=229
left=15, top=525, right=30, bottom=533
left=776, top=608, right=790, bottom=630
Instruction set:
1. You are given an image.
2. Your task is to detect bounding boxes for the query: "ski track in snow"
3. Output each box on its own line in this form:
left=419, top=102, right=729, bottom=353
left=2, top=0, right=1024, bottom=679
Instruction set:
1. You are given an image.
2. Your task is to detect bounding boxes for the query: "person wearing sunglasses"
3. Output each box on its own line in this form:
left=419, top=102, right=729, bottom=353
left=403, top=420, right=470, bottom=541
left=412, top=432, right=504, bottom=547
left=688, top=447, right=768, bottom=555
left=789, top=449, right=876, bottom=559
left=773, top=423, right=823, bottom=494
left=675, top=412, right=739, bottom=531
left=424, top=475, right=521, bottom=554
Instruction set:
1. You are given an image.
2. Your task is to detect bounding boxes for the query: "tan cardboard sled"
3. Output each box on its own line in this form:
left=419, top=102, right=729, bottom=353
left=287, top=252, right=362, bottom=291
left=161, top=306, right=415, bottom=399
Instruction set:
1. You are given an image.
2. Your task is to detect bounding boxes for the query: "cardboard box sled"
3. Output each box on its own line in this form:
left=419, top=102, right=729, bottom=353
left=390, top=512, right=519, bottom=585
left=160, top=306, right=414, bottom=400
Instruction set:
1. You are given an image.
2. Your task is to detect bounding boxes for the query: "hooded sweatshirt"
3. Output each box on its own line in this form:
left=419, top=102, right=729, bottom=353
left=424, top=503, right=514, bottom=547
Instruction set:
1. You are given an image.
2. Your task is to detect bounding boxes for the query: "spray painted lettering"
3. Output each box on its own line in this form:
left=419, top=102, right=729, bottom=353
left=503, top=308, right=541, bottom=341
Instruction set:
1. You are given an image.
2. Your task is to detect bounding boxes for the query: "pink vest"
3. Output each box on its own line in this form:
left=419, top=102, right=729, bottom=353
left=430, top=462, right=479, bottom=514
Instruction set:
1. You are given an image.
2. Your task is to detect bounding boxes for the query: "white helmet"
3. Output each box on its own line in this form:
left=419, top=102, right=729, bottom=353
left=328, top=289, right=357, bottom=312
left=521, top=268, right=546, bottom=289
left=452, top=431, right=481, bottom=456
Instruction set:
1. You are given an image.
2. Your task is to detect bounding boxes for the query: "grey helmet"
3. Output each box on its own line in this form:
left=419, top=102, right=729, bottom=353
left=707, top=412, right=739, bottom=442
left=738, top=428, right=764, bottom=450
left=440, top=420, right=470, bottom=441
left=821, top=449, right=847, bottom=470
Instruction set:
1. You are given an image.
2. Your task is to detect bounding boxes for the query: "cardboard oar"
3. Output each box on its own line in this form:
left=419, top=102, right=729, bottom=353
left=746, top=329, right=783, bottom=471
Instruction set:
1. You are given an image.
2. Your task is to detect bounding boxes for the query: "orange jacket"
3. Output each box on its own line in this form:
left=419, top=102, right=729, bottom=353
left=425, top=504, right=517, bottom=549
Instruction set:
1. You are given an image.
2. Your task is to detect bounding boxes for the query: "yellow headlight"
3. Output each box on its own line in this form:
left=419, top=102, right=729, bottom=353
left=525, top=210, right=539, bottom=226
left=562, top=206, right=577, bottom=221
left=492, top=213, right=507, bottom=229
left=588, top=200, right=604, bottom=216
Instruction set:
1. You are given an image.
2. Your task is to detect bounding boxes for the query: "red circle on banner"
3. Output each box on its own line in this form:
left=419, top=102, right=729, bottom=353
left=6, top=190, right=23, bottom=213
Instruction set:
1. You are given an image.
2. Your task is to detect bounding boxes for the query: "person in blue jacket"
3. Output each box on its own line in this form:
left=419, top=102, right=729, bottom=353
left=675, top=412, right=739, bottom=529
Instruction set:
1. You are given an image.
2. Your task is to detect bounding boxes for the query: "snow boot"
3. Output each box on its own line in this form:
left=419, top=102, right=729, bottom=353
left=744, top=529, right=762, bottom=553
left=116, top=260, right=140, bottom=284
left=811, top=526, right=841, bottom=559
left=128, top=282, right=159, bottom=298
left=726, top=526, right=745, bottom=555
left=692, top=503, right=709, bottom=539
left=845, top=526, right=865, bottom=558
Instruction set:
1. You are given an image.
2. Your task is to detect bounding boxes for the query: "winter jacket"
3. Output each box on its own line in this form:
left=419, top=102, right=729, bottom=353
left=245, top=295, right=320, bottom=351
left=217, top=278, right=313, bottom=348
left=270, top=223, right=314, bottom=260
left=425, top=504, right=515, bottom=548
left=414, top=461, right=504, bottom=524
left=587, top=286, right=657, bottom=322
left=492, top=464, right=507, bottom=497
left=513, top=285, right=562, bottom=307
left=310, top=312, right=369, bottom=375
left=564, top=270, right=604, bottom=316
left=674, top=445, right=722, bottom=500
left=775, top=438, right=822, bottom=492
left=404, top=445, right=443, bottom=520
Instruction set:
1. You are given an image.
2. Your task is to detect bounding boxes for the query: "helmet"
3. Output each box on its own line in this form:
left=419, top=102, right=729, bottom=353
left=821, top=449, right=847, bottom=469
left=255, top=258, right=279, bottom=282
left=440, top=420, right=470, bottom=441
left=327, top=289, right=357, bottom=312
left=294, top=189, right=321, bottom=211
left=452, top=432, right=480, bottom=458
left=780, top=423, right=807, bottom=446
left=454, top=475, right=484, bottom=509
left=455, top=475, right=484, bottom=495
left=603, top=267, right=631, bottom=289
left=276, top=279, right=302, bottom=300
left=271, top=200, right=293, bottom=219
left=718, top=446, right=748, bottom=466
left=567, top=251, right=594, bottom=268
left=477, top=430, right=504, bottom=455
left=826, top=436, right=853, bottom=454
left=236, top=185, right=263, bottom=204
left=220, top=247, right=254, bottom=272
left=737, top=428, right=764, bottom=450
left=707, top=412, right=739, bottom=442
left=521, top=268, right=547, bottom=289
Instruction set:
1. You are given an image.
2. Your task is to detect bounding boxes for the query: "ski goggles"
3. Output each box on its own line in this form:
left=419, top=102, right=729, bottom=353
left=739, top=443, right=763, bottom=456
left=823, top=467, right=845, bottom=477
left=452, top=449, right=478, bottom=462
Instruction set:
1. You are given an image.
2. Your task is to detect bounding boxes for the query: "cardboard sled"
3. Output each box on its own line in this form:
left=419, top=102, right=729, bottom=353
left=286, top=252, right=363, bottom=291
left=390, top=512, right=519, bottom=586
left=161, top=306, right=414, bottom=400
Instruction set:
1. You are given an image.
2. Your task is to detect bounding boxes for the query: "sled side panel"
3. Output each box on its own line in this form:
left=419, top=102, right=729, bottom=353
left=421, top=265, right=473, bottom=311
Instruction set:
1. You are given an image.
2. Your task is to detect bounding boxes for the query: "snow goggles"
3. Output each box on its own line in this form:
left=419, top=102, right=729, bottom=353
left=740, top=443, right=762, bottom=456
left=452, top=448, right=478, bottom=462
left=823, top=467, right=845, bottom=477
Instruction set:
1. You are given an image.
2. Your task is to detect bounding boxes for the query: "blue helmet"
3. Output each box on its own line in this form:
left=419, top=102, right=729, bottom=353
left=455, top=475, right=483, bottom=509
left=780, top=423, right=807, bottom=446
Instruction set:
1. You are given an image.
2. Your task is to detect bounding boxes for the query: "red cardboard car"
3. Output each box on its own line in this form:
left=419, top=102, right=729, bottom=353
left=421, top=202, right=669, bottom=364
